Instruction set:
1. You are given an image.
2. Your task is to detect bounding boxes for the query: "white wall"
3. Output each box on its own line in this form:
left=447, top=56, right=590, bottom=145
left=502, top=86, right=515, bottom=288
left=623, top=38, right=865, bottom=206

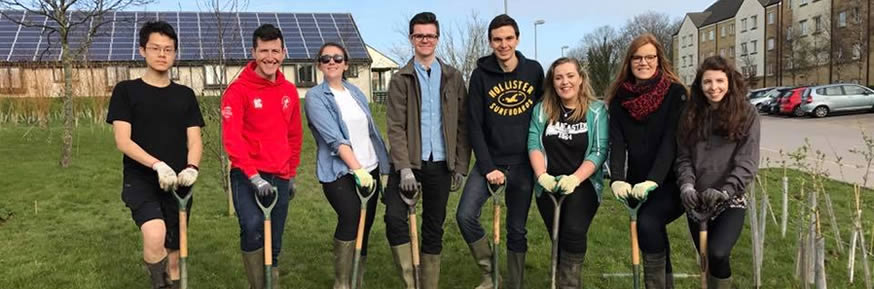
left=736, top=0, right=766, bottom=77
left=678, top=16, right=700, bottom=85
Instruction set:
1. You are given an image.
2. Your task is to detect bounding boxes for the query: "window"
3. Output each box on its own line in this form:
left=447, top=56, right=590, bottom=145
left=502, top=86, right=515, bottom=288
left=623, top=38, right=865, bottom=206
left=844, top=85, right=868, bottom=95
left=824, top=86, right=844, bottom=95
left=741, top=43, right=748, bottom=56
left=708, top=52, right=714, bottom=57
left=204, top=65, right=225, bottom=87
left=853, top=7, right=861, bottom=24
left=720, top=48, right=726, bottom=56
left=814, top=16, right=823, bottom=33
left=767, top=64, right=776, bottom=76
left=742, top=18, right=748, bottom=31
left=768, top=12, right=776, bottom=25
left=751, top=15, right=758, bottom=30
left=297, top=64, right=315, bottom=85
left=838, top=11, right=847, bottom=27
left=0, top=67, right=23, bottom=92
left=799, top=20, right=808, bottom=36
left=682, top=56, right=686, bottom=67
left=800, top=0, right=808, bottom=6
left=768, top=38, right=775, bottom=50
left=344, top=64, right=359, bottom=78
left=729, top=46, right=735, bottom=57
left=853, top=43, right=862, bottom=60
left=787, top=26, right=793, bottom=40
left=751, top=64, right=758, bottom=76
left=105, top=66, right=130, bottom=89
left=709, top=30, right=714, bottom=40
left=729, top=24, right=735, bottom=35
left=751, top=40, right=758, bottom=54
left=721, top=26, right=727, bottom=37
left=701, top=32, right=707, bottom=41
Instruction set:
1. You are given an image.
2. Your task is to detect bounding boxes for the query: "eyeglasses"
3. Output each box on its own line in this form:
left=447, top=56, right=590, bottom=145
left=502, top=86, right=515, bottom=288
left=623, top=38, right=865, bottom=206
left=631, top=55, right=658, bottom=64
left=319, top=54, right=345, bottom=64
left=411, top=33, right=439, bottom=42
left=146, top=46, right=176, bottom=55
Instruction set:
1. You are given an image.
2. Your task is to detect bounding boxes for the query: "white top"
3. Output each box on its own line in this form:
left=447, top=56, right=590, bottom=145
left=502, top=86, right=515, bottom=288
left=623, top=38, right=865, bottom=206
left=331, top=86, right=378, bottom=172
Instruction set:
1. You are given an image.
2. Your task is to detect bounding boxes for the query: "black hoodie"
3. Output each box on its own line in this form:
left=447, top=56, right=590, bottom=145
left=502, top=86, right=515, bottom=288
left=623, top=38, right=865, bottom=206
left=467, top=51, right=544, bottom=174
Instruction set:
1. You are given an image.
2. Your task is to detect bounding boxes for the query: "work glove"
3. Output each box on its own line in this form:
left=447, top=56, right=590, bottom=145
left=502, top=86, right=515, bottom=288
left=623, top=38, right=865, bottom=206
left=679, top=183, right=700, bottom=212
left=611, top=181, right=632, bottom=199
left=249, top=174, right=274, bottom=197
left=631, top=180, right=658, bottom=199
left=177, top=166, right=199, bottom=187
left=556, top=175, right=581, bottom=195
left=701, top=188, right=730, bottom=210
left=352, top=168, right=374, bottom=190
left=152, top=161, right=178, bottom=191
left=538, top=173, right=559, bottom=193
left=450, top=172, right=465, bottom=192
left=399, top=168, right=417, bottom=193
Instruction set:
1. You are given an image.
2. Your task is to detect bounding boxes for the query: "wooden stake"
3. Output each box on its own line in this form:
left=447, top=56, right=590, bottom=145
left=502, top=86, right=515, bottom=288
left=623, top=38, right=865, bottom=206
left=782, top=176, right=789, bottom=238
left=822, top=182, right=843, bottom=254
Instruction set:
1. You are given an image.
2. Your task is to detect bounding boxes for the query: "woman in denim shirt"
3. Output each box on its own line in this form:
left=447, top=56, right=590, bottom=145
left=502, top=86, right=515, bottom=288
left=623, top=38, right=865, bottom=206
left=304, top=42, right=390, bottom=288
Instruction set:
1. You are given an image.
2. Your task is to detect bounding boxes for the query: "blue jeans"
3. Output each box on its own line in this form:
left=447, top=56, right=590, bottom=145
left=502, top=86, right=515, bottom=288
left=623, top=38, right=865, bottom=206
left=231, top=169, right=292, bottom=266
left=456, top=163, right=533, bottom=253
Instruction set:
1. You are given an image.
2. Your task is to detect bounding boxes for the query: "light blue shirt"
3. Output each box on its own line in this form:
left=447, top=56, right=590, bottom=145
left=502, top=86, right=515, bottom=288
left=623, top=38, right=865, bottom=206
left=414, top=60, right=445, bottom=161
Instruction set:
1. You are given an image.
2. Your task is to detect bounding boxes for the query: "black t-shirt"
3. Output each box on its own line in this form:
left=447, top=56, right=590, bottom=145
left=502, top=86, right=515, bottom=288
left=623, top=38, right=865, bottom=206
left=106, top=79, right=205, bottom=177
left=543, top=108, right=588, bottom=176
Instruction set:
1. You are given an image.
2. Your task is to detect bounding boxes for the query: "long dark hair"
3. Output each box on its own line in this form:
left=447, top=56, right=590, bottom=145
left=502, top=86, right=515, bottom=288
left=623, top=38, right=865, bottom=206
left=606, top=33, right=682, bottom=104
left=679, top=56, right=750, bottom=145
left=542, top=57, right=596, bottom=123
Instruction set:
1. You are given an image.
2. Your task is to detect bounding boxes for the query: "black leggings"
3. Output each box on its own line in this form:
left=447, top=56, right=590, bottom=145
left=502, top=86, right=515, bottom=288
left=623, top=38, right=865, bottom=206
left=687, top=208, right=745, bottom=279
left=535, top=180, right=599, bottom=255
left=322, top=169, right=380, bottom=256
left=636, top=183, right=685, bottom=273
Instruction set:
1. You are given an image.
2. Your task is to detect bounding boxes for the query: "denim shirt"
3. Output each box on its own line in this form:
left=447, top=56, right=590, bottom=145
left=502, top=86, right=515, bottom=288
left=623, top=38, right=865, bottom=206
left=304, top=81, right=390, bottom=183
left=414, top=60, right=446, bottom=161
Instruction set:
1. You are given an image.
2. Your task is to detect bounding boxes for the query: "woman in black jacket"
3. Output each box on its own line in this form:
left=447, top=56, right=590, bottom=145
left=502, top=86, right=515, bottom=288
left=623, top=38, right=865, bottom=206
left=675, top=56, right=760, bottom=289
left=606, top=33, right=687, bottom=289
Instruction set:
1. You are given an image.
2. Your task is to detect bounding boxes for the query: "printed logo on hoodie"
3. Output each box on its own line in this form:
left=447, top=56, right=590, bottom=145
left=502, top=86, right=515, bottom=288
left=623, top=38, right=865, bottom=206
left=488, top=80, right=535, bottom=116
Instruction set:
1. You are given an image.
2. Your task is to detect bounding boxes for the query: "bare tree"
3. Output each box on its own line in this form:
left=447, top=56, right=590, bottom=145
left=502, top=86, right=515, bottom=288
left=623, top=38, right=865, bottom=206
left=577, top=25, right=621, bottom=97
left=809, top=15, right=832, bottom=84
left=0, top=0, right=154, bottom=168
left=618, top=11, right=682, bottom=60
left=832, top=1, right=868, bottom=84
left=783, top=25, right=814, bottom=86
left=388, top=13, right=413, bottom=65
left=437, top=11, right=490, bottom=85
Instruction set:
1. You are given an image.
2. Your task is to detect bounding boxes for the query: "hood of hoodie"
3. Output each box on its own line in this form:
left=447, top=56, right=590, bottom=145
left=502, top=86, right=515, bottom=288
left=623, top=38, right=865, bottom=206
left=476, top=50, right=533, bottom=74
left=236, top=60, right=289, bottom=89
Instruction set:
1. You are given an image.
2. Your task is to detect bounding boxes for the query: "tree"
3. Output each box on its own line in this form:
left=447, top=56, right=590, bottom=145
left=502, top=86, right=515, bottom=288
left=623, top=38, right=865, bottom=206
left=832, top=1, right=868, bottom=84
left=0, top=0, right=153, bottom=168
left=577, top=26, right=621, bottom=97
left=618, top=11, right=682, bottom=61
left=783, top=25, right=814, bottom=86
left=436, top=11, right=490, bottom=85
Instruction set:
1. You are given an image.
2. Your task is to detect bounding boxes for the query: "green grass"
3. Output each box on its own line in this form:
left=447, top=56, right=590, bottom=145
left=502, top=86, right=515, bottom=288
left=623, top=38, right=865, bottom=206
left=2, top=105, right=874, bottom=288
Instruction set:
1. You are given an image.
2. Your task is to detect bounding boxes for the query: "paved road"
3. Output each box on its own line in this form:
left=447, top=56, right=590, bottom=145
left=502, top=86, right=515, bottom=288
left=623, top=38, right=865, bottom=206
left=759, top=111, right=874, bottom=187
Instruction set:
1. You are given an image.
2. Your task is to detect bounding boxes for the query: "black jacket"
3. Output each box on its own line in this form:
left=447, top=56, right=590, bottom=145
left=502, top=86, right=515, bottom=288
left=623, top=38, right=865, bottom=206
left=467, top=51, right=544, bottom=174
left=609, top=82, right=687, bottom=186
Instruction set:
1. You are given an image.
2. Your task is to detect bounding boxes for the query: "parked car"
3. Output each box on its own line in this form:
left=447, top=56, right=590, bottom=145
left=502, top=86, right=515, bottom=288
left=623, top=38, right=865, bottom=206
left=750, top=86, right=789, bottom=112
left=778, top=86, right=810, bottom=116
left=799, top=84, right=874, bottom=117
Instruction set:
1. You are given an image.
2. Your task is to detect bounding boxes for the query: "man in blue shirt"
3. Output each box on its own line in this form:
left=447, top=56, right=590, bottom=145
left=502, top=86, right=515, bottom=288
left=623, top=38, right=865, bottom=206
left=384, top=12, right=471, bottom=289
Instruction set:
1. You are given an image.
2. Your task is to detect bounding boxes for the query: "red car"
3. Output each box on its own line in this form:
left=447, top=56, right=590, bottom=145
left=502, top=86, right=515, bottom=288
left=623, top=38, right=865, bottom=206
left=778, top=86, right=811, bottom=116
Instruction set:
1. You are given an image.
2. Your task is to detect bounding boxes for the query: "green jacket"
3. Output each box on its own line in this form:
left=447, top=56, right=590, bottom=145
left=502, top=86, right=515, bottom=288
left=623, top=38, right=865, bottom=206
left=527, top=100, right=609, bottom=200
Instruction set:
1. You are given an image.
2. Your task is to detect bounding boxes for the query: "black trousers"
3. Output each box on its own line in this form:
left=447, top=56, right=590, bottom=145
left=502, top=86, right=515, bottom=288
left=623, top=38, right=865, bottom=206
left=687, top=208, right=745, bottom=279
left=636, top=182, right=684, bottom=273
left=322, top=169, right=380, bottom=256
left=535, top=180, right=599, bottom=255
left=383, top=161, right=451, bottom=255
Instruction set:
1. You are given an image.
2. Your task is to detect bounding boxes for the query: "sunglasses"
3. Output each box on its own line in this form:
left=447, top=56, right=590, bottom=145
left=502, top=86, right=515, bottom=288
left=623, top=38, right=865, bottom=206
left=319, top=54, right=345, bottom=64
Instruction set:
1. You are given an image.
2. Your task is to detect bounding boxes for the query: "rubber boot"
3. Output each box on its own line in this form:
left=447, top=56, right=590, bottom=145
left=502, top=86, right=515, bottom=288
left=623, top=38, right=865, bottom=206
left=708, top=274, right=732, bottom=289
left=333, top=239, right=355, bottom=289
left=643, top=251, right=667, bottom=289
left=355, top=255, right=367, bottom=288
left=467, top=237, right=496, bottom=289
left=171, top=280, right=180, bottom=289
left=271, top=266, right=280, bottom=289
left=241, top=249, right=265, bottom=289
left=421, top=253, right=441, bottom=289
left=506, top=250, right=526, bottom=289
left=557, top=250, right=584, bottom=289
left=145, top=256, right=172, bottom=289
left=390, top=243, right=415, bottom=289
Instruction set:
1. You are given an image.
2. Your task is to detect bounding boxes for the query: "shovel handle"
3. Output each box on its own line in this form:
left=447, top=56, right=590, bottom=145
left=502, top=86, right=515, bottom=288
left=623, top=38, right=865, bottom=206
left=631, top=220, right=639, bottom=266
left=180, top=211, right=188, bottom=258
left=410, top=212, right=420, bottom=266
left=355, top=208, right=366, bottom=250
left=494, top=205, right=501, bottom=244
left=265, top=220, right=273, bottom=266
left=699, top=228, right=708, bottom=289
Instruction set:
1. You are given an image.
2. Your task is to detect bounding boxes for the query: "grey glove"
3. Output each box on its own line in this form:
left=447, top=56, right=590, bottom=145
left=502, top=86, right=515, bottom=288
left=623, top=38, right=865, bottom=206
left=701, top=188, right=730, bottom=210
left=249, top=174, right=274, bottom=197
left=679, top=183, right=700, bottom=211
left=399, top=168, right=417, bottom=193
left=450, top=172, right=465, bottom=192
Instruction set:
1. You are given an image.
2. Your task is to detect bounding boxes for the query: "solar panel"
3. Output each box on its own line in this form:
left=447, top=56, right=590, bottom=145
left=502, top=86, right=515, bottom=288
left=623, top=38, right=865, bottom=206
left=0, top=11, right=371, bottom=63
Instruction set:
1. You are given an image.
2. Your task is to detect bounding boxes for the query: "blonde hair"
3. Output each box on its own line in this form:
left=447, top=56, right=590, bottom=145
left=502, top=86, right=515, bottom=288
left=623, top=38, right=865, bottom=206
left=542, top=57, right=597, bottom=123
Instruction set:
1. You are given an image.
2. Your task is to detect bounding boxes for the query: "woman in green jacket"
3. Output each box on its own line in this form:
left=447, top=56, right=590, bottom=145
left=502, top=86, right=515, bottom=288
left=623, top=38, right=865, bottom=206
left=527, top=57, right=609, bottom=288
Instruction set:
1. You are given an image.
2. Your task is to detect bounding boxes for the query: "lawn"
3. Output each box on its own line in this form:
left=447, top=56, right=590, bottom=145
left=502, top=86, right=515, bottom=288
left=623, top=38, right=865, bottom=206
left=1, top=103, right=873, bottom=288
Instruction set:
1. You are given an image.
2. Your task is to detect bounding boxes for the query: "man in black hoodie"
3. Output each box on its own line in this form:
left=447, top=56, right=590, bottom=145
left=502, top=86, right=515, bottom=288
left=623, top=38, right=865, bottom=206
left=456, top=14, right=544, bottom=289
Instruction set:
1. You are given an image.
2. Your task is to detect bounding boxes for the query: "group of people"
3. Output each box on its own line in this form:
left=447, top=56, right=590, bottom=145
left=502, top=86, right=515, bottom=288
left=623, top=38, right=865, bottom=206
left=107, top=11, right=760, bottom=289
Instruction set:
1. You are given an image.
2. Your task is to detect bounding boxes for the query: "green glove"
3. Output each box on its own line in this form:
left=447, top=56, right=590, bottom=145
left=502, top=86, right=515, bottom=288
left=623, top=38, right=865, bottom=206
left=537, top=173, right=558, bottom=192
left=631, top=180, right=658, bottom=199
left=611, top=181, right=632, bottom=199
left=556, top=175, right=581, bottom=195
left=352, top=168, right=374, bottom=189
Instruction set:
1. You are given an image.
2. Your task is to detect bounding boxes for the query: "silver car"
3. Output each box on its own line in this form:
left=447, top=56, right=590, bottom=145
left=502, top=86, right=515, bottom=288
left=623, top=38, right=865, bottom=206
left=799, top=84, right=874, bottom=117
left=749, top=86, right=789, bottom=112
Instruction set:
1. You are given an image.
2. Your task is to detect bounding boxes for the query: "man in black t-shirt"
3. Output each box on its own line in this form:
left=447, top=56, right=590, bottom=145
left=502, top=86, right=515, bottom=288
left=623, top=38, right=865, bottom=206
left=106, top=21, right=204, bottom=289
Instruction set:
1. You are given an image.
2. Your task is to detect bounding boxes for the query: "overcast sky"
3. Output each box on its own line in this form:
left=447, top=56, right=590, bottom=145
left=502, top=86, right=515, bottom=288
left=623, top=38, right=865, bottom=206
left=145, top=0, right=715, bottom=65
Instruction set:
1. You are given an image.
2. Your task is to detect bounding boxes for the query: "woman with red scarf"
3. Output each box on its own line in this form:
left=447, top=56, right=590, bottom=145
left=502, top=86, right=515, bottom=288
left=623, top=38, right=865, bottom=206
left=606, top=33, right=687, bottom=289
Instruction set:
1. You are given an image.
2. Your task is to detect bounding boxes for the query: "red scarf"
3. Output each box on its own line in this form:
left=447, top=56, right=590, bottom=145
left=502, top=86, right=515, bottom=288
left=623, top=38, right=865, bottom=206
left=618, top=72, right=672, bottom=121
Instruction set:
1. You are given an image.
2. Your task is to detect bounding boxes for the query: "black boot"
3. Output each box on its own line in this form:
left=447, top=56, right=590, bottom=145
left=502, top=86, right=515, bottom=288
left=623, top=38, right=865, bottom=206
left=145, top=256, right=173, bottom=289
left=557, top=250, right=584, bottom=289
left=643, top=251, right=667, bottom=289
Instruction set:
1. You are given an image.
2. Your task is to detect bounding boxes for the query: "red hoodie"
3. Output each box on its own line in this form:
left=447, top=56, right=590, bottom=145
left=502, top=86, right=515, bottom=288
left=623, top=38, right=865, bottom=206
left=221, top=61, right=302, bottom=179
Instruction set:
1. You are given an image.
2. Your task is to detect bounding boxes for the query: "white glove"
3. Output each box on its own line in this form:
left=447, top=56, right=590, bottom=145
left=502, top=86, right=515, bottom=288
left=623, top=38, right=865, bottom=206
left=177, top=167, right=199, bottom=187
left=611, top=181, right=632, bottom=199
left=152, top=161, right=178, bottom=191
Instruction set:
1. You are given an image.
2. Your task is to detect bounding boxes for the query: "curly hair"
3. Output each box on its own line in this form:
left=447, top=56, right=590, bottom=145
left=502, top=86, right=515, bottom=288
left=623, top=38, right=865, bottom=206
left=679, top=56, right=751, bottom=145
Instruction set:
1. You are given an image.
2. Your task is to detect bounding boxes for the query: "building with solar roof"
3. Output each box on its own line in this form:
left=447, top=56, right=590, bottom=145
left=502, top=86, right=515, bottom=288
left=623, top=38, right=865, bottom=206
left=0, top=10, right=395, bottom=101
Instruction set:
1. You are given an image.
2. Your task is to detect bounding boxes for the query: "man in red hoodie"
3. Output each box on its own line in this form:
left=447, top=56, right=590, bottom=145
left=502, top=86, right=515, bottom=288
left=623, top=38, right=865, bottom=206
left=221, top=24, right=302, bottom=289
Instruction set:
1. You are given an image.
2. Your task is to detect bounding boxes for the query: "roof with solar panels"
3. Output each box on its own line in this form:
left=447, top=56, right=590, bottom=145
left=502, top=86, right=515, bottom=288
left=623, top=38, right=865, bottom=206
left=0, top=10, right=372, bottom=64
